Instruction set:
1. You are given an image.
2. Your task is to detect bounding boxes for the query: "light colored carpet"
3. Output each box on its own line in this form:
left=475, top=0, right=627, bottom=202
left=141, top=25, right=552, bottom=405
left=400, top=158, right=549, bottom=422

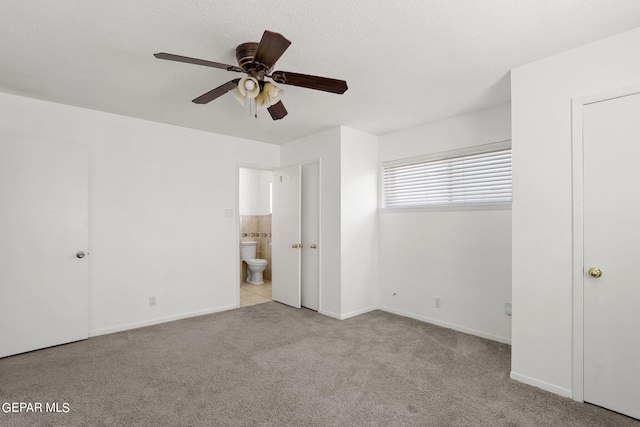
left=0, top=302, right=638, bottom=426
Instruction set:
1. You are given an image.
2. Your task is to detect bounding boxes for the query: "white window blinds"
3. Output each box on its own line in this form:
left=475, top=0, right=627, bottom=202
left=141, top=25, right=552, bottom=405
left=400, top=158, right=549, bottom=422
left=382, top=148, right=512, bottom=208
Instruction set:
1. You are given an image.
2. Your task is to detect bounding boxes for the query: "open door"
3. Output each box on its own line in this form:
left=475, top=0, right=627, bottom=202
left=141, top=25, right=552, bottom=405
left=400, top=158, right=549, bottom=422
left=271, top=165, right=301, bottom=308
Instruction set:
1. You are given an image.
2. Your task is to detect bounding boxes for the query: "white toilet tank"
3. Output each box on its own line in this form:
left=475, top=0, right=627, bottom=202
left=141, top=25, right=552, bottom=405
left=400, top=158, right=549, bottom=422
left=241, top=241, right=257, bottom=260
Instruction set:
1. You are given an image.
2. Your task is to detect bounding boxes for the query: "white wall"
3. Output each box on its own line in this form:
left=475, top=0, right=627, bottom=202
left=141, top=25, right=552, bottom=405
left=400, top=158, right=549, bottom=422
left=378, top=103, right=513, bottom=343
left=511, top=26, right=640, bottom=397
left=239, top=168, right=272, bottom=215
left=280, top=126, right=380, bottom=319
left=0, top=92, right=279, bottom=336
left=340, top=127, right=379, bottom=317
left=280, top=127, right=342, bottom=316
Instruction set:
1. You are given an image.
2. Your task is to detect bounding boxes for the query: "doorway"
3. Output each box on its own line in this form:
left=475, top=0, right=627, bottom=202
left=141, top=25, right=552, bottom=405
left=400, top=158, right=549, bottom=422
left=572, top=86, right=640, bottom=420
left=238, top=167, right=274, bottom=307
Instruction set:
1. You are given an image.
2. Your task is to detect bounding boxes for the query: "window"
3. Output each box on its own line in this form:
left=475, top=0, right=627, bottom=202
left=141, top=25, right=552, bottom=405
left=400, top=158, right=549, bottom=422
left=382, top=143, right=512, bottom=209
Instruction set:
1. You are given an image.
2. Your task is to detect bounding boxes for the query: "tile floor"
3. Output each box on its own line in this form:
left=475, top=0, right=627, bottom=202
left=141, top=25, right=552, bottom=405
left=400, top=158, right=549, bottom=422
left=240, top=280, right=272, bottom=307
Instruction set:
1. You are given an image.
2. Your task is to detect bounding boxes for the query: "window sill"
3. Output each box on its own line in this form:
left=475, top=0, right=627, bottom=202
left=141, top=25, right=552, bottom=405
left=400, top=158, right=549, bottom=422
left=379, top=203, right=512, bottom=213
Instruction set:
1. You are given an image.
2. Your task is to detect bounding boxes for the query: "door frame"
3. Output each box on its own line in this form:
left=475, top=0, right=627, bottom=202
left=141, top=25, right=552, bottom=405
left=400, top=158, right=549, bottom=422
left=235, top=163, right=276, bottom=308
left=570, top=83, right=640, bottom=402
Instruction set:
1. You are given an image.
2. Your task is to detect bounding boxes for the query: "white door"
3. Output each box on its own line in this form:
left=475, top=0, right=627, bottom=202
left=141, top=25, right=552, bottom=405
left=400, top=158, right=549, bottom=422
left=272, top=165, right=301, bottom=308
left=301, top=163, right=320, bottom=311
left=0, top=131, right=89, bottom=358
left=583, top=92, right=640, bottom=420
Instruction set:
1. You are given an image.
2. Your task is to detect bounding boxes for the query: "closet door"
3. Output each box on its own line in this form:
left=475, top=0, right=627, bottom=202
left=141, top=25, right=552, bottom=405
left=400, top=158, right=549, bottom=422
left=271, top=165, right=301, bottom=308
left=582, top=93, right=640, bottom=420
left=301, top=163, right=319, bottom=311
left=0, top=131, right=89, bottom=358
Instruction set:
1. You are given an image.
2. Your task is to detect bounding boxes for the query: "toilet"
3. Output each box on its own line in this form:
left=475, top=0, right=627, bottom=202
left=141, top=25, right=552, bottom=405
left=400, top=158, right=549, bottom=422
left=241, top=241, right=267, bottom=285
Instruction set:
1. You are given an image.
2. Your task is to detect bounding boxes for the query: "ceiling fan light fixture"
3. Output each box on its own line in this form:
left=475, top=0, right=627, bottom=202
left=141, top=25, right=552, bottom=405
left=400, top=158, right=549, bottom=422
left=255, top=90, right=270, bottom=109
left=263, top=82, right=283, bottom=106
left=238, top=77, right=260, bottom=99
left=229, top=86, right=246, bottom=105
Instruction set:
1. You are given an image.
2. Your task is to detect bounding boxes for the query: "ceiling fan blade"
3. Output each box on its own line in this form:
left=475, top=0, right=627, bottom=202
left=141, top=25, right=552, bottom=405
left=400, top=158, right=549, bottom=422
left=253, top=31, right=291, bottom=69
left=270, top=71, right=348, bottom=94
left=154, top=53, right=243, bottom=72
left=267, top=101, right=288, bottom=120
left=192, top=79, right=240, bottom=104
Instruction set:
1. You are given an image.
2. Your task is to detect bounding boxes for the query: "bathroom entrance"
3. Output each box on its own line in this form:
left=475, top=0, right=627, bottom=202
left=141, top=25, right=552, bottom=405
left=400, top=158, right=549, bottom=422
left=237, top=162, right=320, bottom=311
left=238, top=167, right=274, bottom=307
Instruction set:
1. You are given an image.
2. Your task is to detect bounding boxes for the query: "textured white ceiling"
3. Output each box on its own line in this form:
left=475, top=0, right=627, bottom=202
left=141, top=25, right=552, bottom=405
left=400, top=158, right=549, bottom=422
left=1, top=1, right=640, bottom=144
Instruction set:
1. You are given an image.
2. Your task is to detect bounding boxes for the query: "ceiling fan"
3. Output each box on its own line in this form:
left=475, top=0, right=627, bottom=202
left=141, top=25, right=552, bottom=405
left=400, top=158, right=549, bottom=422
left=154, top=30, right=348, bottom=120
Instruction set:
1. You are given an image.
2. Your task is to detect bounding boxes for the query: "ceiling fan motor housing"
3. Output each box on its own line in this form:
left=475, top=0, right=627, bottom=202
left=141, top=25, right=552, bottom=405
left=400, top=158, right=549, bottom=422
left=236, top=42, right=259, bottom=72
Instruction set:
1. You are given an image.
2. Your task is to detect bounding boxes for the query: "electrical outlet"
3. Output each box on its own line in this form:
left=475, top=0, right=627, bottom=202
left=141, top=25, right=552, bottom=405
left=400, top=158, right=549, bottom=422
left=149, top=296, right=156, bottom=307
left=435, top=297, right=441, bottom=308
left=224, top=209, right=233, bottom=218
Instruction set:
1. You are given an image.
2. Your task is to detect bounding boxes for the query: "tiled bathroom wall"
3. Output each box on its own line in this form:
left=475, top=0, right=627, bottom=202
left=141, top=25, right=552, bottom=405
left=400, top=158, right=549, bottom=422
left=239, top=214, right=272, bottom=282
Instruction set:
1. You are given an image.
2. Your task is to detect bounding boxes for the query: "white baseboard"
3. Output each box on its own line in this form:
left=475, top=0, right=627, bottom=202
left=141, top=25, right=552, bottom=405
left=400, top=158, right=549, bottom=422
left=319, top=306, right=378, bottom=320
left=340, top=306, right=378, bottom=320
left=88, top=304, right=238, bottom=338
left=510, top=371, right=573, bottom=398
left=318, top=309, right=342, bottom=320
left=379, top=306, right=511, bottom=344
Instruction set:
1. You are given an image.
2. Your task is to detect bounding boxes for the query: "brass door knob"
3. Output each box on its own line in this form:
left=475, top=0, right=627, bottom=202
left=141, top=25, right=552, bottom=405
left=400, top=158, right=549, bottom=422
left=291, top=244, right=299, bottom=248
left=310, top=244, right=317, bottom=249
left=588, top=267, right=602, bottom=278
